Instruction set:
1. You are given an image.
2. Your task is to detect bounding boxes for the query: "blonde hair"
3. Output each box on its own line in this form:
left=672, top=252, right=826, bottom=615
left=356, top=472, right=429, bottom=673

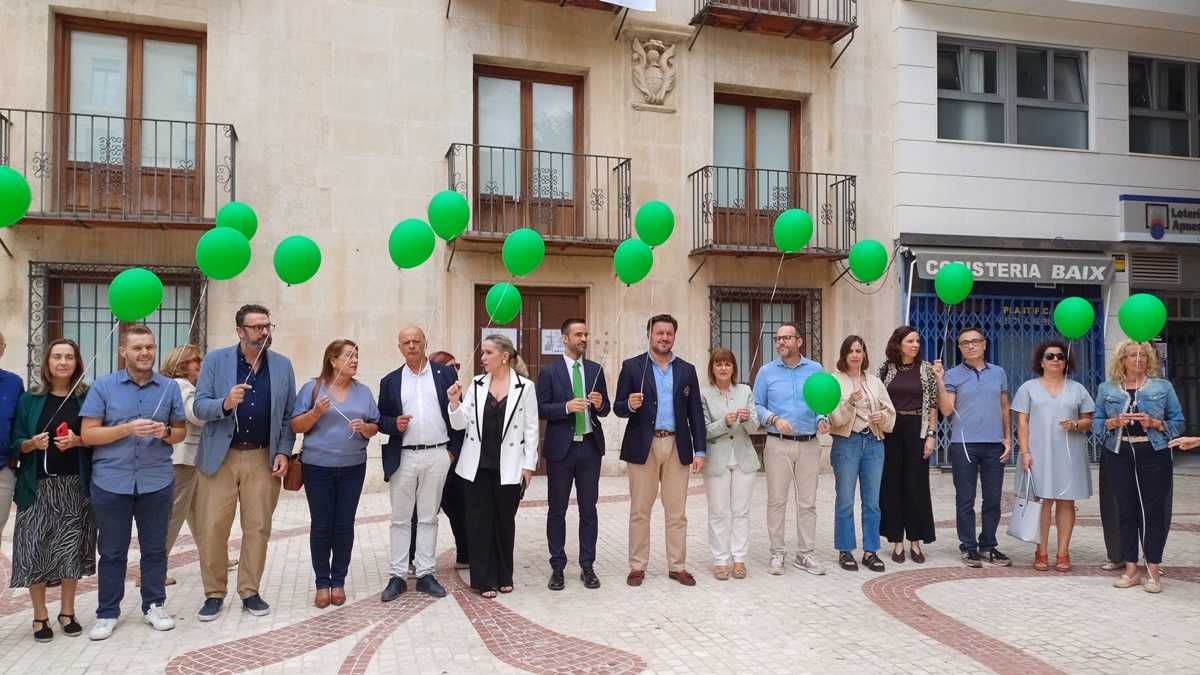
left=160, top=344, right=203, bottom=379
left=484, top=334, right=528, bottom=378
left=1107, top=339, right=1163, bottom=383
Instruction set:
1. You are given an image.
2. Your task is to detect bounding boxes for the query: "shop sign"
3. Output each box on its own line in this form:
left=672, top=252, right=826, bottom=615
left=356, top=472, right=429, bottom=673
left=912, top=249, right=1113, bottom=285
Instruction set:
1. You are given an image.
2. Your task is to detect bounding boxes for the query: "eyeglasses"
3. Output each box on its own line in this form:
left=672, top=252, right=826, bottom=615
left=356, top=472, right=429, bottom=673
left=1043, top=353, right=1067, bottom=361
left=449, top=363, right=461, bottom=370
left=241, top=323, right=276, bottom=334
left=774, top=336, right=799, bottom=343
left=957, top=339, right=985, bottom=347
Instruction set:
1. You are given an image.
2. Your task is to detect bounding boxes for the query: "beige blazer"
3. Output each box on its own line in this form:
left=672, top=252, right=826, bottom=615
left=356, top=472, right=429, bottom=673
left=170, top=377, right=206, bottom=466
left=828, top=371, right=896, bottom=440
left=700, top=383, right=761, bottom=475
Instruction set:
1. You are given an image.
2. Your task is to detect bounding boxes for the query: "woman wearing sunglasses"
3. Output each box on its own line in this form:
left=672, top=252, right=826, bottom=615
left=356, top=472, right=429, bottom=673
left=1011, top=340, right=1094, bottom=573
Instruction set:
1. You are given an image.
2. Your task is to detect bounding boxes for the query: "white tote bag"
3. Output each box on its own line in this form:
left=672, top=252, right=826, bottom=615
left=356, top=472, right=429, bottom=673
left=1006, top=469, right=1042, bottom=544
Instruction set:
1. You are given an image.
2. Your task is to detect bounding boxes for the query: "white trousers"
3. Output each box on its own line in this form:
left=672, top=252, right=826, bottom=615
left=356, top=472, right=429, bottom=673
left=388, top=447, right=451, bottom=577
left=704, top=465, right=757, bottom=566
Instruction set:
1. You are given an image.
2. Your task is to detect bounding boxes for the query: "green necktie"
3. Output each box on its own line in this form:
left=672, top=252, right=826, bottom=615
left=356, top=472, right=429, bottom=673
left=572, top=361, right=586, bottom=436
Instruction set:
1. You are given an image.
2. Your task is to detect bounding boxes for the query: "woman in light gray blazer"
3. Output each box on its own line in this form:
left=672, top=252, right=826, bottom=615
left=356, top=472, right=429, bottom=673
left=700, top=348, right=760, bottom=581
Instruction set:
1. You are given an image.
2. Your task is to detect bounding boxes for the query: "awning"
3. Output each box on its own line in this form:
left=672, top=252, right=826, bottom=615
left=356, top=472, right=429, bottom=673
left=909, top=247, right=1114, bottom=285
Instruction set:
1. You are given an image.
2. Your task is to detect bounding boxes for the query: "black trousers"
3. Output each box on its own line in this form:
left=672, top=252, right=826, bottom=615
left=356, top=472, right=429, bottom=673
left=546, top=435, right=602, bottom=570
left=408, top=458, right=470, bottom=565
left=464, top=467, right=521, bottom=591
left=1099, top=446, right=1173, bottom=563
left=879, top=415, right=937, bottom=544
left=1111, top=442, right=1174, bottom=565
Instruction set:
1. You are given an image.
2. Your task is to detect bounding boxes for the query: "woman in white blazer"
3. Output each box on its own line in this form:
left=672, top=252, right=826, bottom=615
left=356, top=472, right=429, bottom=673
left=700, top=348, right=760, bottom=582
left=448, top=334, right=539, bottom=598
left=159, top=345, right=208, bottom=586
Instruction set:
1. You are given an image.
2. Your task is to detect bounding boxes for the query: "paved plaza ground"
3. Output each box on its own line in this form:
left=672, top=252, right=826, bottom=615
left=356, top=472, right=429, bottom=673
left=1, top=454, right=1198, bottom=674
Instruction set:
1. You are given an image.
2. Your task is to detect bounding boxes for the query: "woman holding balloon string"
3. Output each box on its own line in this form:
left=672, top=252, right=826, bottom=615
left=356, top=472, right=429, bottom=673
left=1091, top=339, right=1183, bottom=593
left=1010, top=340, right=1094, bottom=572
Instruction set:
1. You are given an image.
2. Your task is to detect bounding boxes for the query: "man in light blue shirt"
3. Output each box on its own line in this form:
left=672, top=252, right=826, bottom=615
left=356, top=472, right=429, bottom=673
left=80, top=325, right=186, bottom=640
left=753, top=322, right=830, bottom=576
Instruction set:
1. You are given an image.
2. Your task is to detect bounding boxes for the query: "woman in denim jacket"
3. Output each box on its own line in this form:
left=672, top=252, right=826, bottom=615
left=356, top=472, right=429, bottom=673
left=1091, top=339, right=1183, bottom=594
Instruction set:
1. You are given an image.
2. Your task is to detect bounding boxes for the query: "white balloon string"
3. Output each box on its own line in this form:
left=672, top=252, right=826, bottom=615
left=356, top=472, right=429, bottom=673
left=589, top=283, right=629, bottom=396
left=638, top=280, right=657, bottom=395
left=1057, top=340, right=1073, bottom=498
left=39, top=317, right=121, bottom=435
left=747, top=251, right=786, bottom=375
left=472, top=274, right=517, bottom=377
left=148, top=280, right=210, bottom=422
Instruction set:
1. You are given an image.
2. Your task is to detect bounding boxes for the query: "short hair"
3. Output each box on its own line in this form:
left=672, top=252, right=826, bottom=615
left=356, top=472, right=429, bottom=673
left=776, top=322, right=803, bottom=338
left=836, top=335, right=870, bottom=373
left=1108, top=339, right=1164, bottom=383
left=317, top=339, right=358, bottom=387
left=561, top=318, right=586, bottom=335
left=160, top=344, right=203, bottom=379
left=957, top=325, right=986, bottom=342
left=884, top=325, right=921, bottom=366
left=1029, top=340, right=1074, bottom=376
left=428, top=351, right=456, bottom=366
left=120, top=324, right=155, bottom=346
left=36, top=338, right=88, bottom=398
left=236, top=304, right=270, bottom=327
left=646, top=314, right=678, bottom=333
left=707, top=348, right=739, bottom=385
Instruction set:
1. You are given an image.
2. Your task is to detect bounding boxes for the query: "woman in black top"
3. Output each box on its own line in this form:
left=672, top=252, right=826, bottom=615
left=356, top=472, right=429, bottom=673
left=10, top=339, right=95, bottom=642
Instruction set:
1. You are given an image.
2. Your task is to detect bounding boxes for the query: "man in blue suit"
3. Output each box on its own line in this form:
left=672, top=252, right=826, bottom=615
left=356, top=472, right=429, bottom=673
left=537, top=318, right=611, bottom=591
left=193, top=304, right=297, bottom=622
left=614, top=314, right=706, bottom=587
left=377, top=326, right=464, bottom=601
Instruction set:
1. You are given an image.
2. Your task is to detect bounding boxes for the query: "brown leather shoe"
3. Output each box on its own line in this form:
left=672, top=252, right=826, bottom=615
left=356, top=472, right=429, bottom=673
left=314, top=589, right=331, bottom=609
left=626, top=569, right=645, bottom=587
left=668, top=570, right=696, bottom=586
left=330, top=588, right=346, bottom=606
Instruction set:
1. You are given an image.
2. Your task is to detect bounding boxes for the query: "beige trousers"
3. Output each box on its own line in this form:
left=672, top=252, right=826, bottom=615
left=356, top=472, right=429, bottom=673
left=764, top=435, right=821, bottom=557
left=195, top=448, right=280, bottom=599
left=627, top=435, right=691, bottom=572
left=165, top=464, right=199, bottom=556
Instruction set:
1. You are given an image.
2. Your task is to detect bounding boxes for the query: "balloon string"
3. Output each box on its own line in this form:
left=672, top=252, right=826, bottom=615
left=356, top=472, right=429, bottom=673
left=39, top=318, right=121, bottom=435
left=638, top=279, right=657, bottom=395
left=472, top=274, right=517, bottom=377
left=1057, top=339, right=1073, bottom=499
left=747, top=251, right=786, bottom=373
left=939, top=305, right=972, bottom=466
left=148, top=279, right=210, bottom=423
left=589, top=284, right=629, bottom=396
left=427, top=245, right=449, bottom=341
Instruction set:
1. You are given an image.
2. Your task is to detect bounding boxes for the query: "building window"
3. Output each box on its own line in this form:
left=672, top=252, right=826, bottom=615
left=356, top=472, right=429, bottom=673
left=937, top=40, right=1088, bottom=149
left=1129, top=57, right=1200, bottom=157
left=27, top=262, right=207, bottom=384
left=709, top=286, right=822, bottom=382
left=712, top=95, right=802, bottom=210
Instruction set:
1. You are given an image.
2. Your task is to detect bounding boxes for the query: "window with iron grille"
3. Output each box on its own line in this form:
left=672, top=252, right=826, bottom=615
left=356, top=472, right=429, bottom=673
left=709, top=286, right=822, bottom=383
left=27, top=261, right=207, bottom=385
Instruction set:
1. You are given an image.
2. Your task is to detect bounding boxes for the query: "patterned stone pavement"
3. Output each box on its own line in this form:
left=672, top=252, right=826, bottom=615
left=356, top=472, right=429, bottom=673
left=1, top=457, right=1199, bottom=674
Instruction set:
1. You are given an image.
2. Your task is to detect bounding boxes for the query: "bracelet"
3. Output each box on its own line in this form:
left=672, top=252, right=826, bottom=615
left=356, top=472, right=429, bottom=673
left=309, top=409, right=318, bottom=419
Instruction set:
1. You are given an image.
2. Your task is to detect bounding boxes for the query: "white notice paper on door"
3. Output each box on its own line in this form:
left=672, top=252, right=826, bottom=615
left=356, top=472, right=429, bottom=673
left=541, top=330, right=565, bottom=355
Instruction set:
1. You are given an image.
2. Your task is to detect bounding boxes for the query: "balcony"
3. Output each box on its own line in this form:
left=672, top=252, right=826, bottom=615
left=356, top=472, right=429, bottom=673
left=522, top=0, right=624, bottom=10
left=446, top=143, right=631, bottom=253
left=690, top=0, right=857, bottom=43
left=0, top=108, right=236, bottom=229
left=689, top=165, right=856, bottom=256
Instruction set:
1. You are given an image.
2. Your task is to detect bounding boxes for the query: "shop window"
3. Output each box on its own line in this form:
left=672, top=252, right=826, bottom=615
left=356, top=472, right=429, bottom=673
left=1129, top=57, right=1200, bottom=158
left=937, top=40, right=1087, bottom=149
left=709, top=286, right=822, bottom=383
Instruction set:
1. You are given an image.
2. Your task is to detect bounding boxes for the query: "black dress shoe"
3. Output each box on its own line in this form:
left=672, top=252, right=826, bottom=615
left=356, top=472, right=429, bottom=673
left=547, top=568, right=565, bottom=591
left=381, top=575, right=407, bottom=602
left=580, top=567, right=601, bottom=589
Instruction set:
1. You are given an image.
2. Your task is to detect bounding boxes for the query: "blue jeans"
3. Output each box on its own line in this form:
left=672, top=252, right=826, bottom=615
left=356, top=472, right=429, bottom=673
left=303, top=463, right=366, bottom=590
left=91, top=482, right=174, bottom=619
left=830, top=431, right=884, bottom=552
left=950, top=442, right=1005, bottom=552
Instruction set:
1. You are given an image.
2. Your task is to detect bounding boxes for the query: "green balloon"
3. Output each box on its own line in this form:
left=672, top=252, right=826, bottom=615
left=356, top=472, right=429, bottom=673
left=634, top=201, right=674, bottom=247
left=273, top=236, right=322, bottom=285
left=0, top=165, right=32, bottom=228
left=485, top=282, right=522, bottom=324
left=216, top=201, right=258, bottom=240
left=389, top=218, right=436, bottom=269
left=1119, top=293, right=1167, bottom=343
left=614, top=239, right=654, bottom=285
left=502, top=228, right=545, bottom=277
left=802, top=372, right=841, bottom=416
left=773, top=209, right=814, bottom=253
left=1053, top=297, right=1095, bottom=340
left=935, top=263, right=974, bottom=305
left=848, top=240, right=888, bottom=283
left=428, top=190, right=470, bottom=241
left=195, top=228, right=251, bottom=280
left=108, top=268, right=164, bottom=322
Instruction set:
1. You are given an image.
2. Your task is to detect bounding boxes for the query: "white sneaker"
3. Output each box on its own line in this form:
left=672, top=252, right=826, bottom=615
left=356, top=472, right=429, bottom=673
left=89, top=618, right=117, bottom=641
left=143, top=604, right=175, bottom=631
left=768, top=553, right=786, bottom=576
left=796, top=554, right=826, bottom=576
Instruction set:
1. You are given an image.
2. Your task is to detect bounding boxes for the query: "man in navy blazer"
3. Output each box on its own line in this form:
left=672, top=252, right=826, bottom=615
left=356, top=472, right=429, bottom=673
left=536, top=318, right=611, bottom=591
left=376, top=326, right=464, bottom=601
left=614, top=314, right=706, bottom=588
left=192, top=304, right=297, bottom=622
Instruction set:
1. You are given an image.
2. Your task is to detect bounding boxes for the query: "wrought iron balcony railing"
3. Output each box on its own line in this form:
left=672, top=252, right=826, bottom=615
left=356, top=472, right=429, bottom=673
left=691, top=0, right=858, bottom=43
left=447, top=143, right=632, bottom=246
left=0, top=108, right=236, bottom=228
left=689, top=165, right=856, bottom=255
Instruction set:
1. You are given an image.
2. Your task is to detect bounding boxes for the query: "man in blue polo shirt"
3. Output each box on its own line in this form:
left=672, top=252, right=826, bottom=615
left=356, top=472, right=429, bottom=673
left=80, top=325, right=186, bottom=640
left=753, top=322, right=830, bottom=577
left=0, top=330, right=26, bottom=538
left=934, top=325, right=1012, bottom=568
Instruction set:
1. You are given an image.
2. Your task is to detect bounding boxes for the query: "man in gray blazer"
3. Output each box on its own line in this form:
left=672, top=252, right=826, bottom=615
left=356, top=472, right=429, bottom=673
left=192, top=304, right=297, bottom=622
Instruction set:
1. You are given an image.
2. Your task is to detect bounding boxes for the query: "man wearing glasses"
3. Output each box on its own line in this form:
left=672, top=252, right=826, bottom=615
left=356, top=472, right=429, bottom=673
left=193, top=304, right=298, bottom=621
left=753, top=322, right=830, bottom=577
left=933, top=326, right=1012, bottom=568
